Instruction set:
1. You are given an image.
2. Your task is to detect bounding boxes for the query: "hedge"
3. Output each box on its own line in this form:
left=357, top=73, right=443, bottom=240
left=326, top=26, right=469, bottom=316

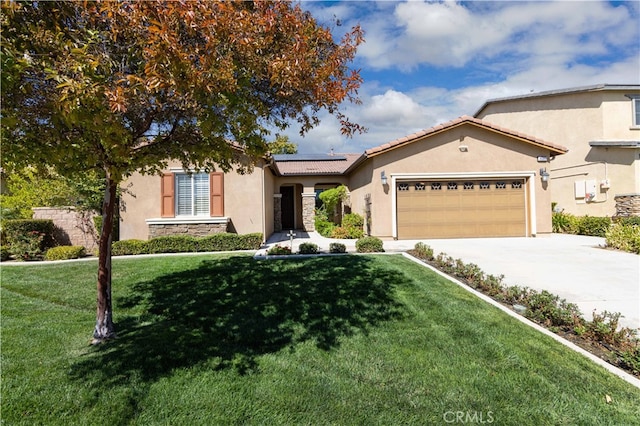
left=45, top=246, right=86, bottom=261
left=111, top=233, right=263, bottom=256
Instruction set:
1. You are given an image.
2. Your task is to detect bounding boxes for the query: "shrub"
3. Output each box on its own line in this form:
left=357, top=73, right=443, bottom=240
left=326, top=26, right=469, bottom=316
left=267, top=244, right=291, bottom=255
left=614, top=216, right=640, bottom=226
left=525, top=290, right=582, bottom=328
left=147, top=235, right=198, bottom=253
left=576, top=216, right=611, bottom=237
left=342, top=213, right=364, bottom=229
left=329, top=242, right=346, bottom=253
left=605, top=222, right=640, bottom=254
left=329, top=226, right=349, bottom=239
left=112, top=239, right=149, bottom=256
left=3, top=219, right=55, bottom=249
left=586, top=310, right=638, bottom=346
left=196, top=233, right=262, bottom=251
left=315, top=219, right=335, bottom=238
left=355, top=236, right=384, bottom=253
left=413, top=242, right=434, bottom=261
left=552, top=212, right=578, bottom=234
left=1, top=245, right=10, bottom=261
left=298, top=242, right=319, bottom=254
left=9, top=230, right=46, bottom=261
left=45, top=245, right=86, bottom=261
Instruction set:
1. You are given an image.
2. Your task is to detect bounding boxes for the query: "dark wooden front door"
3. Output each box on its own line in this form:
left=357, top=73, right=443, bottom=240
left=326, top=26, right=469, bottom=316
left=281, top=186, right=295, bottom=230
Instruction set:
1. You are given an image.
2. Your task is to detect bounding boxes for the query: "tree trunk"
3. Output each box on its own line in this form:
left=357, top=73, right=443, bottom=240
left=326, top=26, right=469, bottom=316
left=92, top=173, right=118, bottom=344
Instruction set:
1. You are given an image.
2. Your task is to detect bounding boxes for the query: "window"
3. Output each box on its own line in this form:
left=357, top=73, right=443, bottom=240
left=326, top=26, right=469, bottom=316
left=431, top=182, right=442, bottom=191
left=463, top=182, right=474, bottom=190
left=161, top=172, right=224, bottom=218
left=415, top=183, right=426, bottom=191
left=633, top=97, right=640, bottom=127
left=176, top=173, right=209, bottom=216
left=447, top=182, right=458, bottom=190
left=398, top=183, right=409, bottom=191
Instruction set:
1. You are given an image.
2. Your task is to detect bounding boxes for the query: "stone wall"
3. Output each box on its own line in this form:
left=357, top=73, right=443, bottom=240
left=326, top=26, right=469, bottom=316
left=302, top=194, right=315, bottom=231
left=614, top=194, right=640, bottom=217
left=273, top=194, right=282, bottom=232
left=32, top=207, right=98, bottom=251
left=148, top=222, right=228, bottom=238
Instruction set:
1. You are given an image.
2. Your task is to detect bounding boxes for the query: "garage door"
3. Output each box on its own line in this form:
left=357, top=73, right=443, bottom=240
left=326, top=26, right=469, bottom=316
left=397, top=179, right=527, bottom=239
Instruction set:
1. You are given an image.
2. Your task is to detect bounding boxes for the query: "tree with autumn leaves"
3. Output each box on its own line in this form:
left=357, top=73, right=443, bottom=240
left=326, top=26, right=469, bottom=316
left=1, top=1, right=364, bottom=342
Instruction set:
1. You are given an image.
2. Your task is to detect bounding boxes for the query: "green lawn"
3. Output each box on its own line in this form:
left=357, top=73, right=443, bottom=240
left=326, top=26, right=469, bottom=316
left=2, top=254, right=639, bottom=425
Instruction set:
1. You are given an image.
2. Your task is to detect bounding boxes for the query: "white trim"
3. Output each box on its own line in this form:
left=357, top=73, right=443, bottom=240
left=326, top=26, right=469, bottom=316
left=146, top=217, right=229, bottom=225
left=390, top=172, right=537, bottom=239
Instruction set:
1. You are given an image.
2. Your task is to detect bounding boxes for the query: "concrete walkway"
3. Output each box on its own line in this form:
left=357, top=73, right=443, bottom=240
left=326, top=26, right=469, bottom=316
left=262, top=232, right=640, bottom=330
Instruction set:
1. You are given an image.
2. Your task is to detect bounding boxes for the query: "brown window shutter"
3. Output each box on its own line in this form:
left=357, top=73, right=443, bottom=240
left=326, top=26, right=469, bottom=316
left=160, top=173, right=175, bottom=217
left=210, top=172, right=224, bottom=217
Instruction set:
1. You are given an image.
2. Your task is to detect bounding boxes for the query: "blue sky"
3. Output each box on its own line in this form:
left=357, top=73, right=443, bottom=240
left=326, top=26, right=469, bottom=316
left=280, top=0, right=640, bottom=153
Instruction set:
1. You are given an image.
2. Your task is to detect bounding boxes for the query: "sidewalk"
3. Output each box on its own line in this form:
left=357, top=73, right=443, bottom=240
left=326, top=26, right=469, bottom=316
left=260, top=232, right=640, bottom=330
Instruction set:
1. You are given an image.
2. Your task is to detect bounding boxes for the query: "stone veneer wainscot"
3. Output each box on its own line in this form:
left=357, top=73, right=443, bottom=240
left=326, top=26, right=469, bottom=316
left=146, top=217, right=229, bottom=238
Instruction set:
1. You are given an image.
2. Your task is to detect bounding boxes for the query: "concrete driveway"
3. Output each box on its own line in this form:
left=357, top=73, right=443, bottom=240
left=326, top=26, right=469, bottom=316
left=264, top=233, right=639, bottom=330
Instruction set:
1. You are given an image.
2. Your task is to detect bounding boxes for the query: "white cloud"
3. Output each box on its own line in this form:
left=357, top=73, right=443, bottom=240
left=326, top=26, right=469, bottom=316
left=286, top=1, right=640, bottom=154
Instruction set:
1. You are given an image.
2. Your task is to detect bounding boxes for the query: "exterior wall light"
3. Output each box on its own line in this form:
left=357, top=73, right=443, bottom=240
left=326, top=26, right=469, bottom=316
left=540, top=168, right=550, bottom=182
left=381, top=170, right=388, bottom=186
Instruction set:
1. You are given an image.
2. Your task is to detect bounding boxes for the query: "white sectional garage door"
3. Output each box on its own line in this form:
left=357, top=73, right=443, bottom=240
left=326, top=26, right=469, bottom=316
left=397, top=179, right=527, bottom=239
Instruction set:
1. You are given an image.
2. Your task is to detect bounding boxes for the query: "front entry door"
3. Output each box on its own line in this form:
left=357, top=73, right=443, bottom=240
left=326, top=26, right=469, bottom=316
left=281, top=186, right=295, bottom=230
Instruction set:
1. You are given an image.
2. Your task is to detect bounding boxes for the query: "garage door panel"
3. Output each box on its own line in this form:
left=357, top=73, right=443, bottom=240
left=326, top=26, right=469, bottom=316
left=397, top=179, right=526, bottom=239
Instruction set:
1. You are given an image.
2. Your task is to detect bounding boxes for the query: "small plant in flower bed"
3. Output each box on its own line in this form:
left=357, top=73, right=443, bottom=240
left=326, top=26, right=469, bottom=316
left=1, top=246, right=10, bottom=261
left=298, top=242, right=319, bottom=254
left=408, top=242, right=640, bottom=377
left=329, top=242, right=346, bottom=253
left=44, top=246, right=86, bottom=261
left=267, top=244, right=291, bottom=255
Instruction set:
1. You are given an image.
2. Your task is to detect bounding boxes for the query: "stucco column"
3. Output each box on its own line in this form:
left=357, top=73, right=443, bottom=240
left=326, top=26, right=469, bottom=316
left=273, top=194, right=282, bottom=232
left=302, top=193, right=316, bottom=232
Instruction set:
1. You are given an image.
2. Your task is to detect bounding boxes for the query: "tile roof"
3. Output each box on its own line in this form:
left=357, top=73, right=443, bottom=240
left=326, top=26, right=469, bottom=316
left=364, top=115, right=568, bottom=157
left=273, top=153, right=364, bottom=176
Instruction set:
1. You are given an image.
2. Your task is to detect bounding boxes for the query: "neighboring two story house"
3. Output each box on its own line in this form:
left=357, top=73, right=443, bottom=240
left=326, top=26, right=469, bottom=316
left=474, top=84, right=640, bottom=218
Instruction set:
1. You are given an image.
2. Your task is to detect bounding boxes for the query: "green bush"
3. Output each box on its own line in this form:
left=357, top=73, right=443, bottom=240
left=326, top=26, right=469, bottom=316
left=298, top=242, right=319, bottom=254
left=342, top=213, right=364, bottom=229
left=315, top=218, right=335, bottom=238
left=112, top=239, right=149, bottom=256
left=1, top=245, right=10, bottom=261
left=355, top=236, right=384, bottom=253
left=605, top=222, right=640, bottom=254
left=576, top=216, right=611, bottom=237
left=8, top=230, right=48, bottom=260
left=196, top=233, right=262, bottom=251
left=329, top=242, right=346, bottom=253
left=267, top=244, right=291, bottom=255
left=45, top=245, right=86, bottom=261
left=147, top=235, right=198, bottom=253
left=614, top=216, right=640, bottom=226
left=552, top=212, right=579, bottom=234
left=3, top=219, right=55, bottom=249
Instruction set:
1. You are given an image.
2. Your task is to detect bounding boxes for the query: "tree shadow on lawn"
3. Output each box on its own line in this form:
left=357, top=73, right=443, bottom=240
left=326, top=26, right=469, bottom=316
left=70, top=255, right=408, bottom=387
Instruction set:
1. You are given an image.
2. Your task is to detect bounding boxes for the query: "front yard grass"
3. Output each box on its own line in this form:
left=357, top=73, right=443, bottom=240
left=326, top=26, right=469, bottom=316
left=2, top=254, right=639, bottom=425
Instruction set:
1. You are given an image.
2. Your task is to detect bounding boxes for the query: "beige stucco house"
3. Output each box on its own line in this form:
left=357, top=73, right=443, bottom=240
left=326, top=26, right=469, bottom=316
left=474, top=84, right=640, bottom=218
left=119, top=116, right=568, bottom=241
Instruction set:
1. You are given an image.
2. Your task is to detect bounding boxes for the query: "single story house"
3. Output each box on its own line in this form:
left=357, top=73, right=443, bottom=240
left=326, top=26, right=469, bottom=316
left=119, top=115, right=568, bottom=241
left=474, top=84, right=640, bottom=218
